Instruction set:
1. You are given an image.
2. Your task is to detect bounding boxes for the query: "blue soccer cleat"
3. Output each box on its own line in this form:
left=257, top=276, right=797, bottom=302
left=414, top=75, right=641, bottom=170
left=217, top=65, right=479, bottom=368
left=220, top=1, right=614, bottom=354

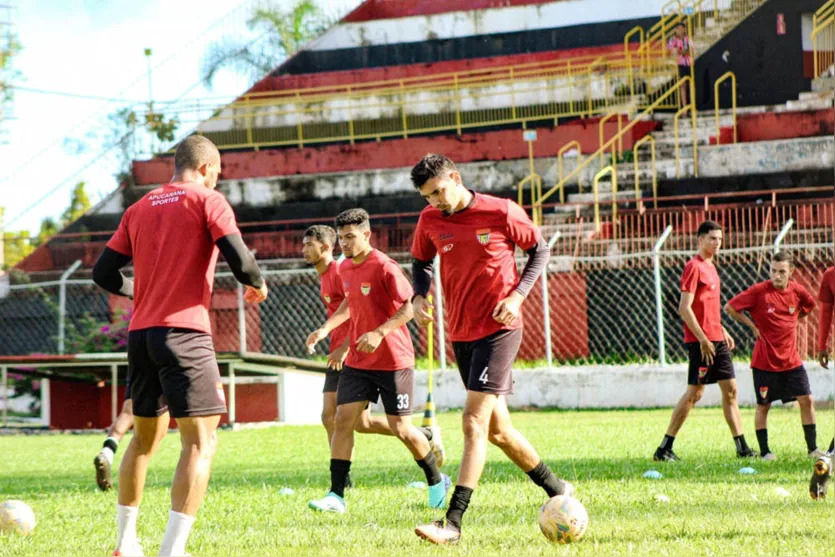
left=308, top=492, right=346, bottom=513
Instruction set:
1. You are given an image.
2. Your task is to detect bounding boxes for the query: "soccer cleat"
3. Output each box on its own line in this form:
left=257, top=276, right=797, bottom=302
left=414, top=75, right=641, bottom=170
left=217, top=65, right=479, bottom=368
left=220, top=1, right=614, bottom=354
left=428, top=474, right=451, bottom=509
left=737, top=448, right=757, bottom=459
left=429, top=426, right=446, bottom=468
left=415, top=519, right=461, bottom=545
left=809, top=448, right=827, bottom=460
left=653, top=447, right=681, bottom=462
left=94, top=453, right=113, bottom=491
left=810, top=455, right=831, bottom=500
left=761, top=452, right=777, bottom=461
left=112, top=542, right=144, bottom=556
left=560, top=480, right=576, bottom=497
left=308, top=492, right=346, bottom=513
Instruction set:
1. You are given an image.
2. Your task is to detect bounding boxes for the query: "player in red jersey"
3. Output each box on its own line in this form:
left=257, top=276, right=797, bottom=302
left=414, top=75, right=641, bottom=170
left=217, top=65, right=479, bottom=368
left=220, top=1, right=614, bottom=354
left=93, top=136, right=268, bottom=557
left=302, top=225, right=445, bottom=487
left=653, top=220, right=755, bottom=462
left=408, top=154, right=573, bottom=545
left=810, top=265, right=835, bottom=499
left=305, top=209, right=449, bottom=514
left=725, top=251, right=820, bottom=460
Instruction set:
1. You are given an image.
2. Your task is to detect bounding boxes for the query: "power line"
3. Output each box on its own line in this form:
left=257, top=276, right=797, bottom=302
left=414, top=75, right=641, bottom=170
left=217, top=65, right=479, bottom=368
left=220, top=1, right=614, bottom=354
left=9, top=86, right=145, bottom=104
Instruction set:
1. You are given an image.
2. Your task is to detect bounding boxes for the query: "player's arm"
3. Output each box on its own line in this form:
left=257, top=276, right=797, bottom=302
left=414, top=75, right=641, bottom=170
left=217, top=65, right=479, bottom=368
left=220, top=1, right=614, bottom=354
left=92, top=248, right=134, bottom=299
left=328, top=338, right=351, bottom=371
left=819, top=302, right=834, bottom=368
left=411, top=258, right=434, bottom=327
left=799, top=287, right=816, bottom=319
left=215, top=234, right=267, bottom=303
left=724, top=303, right=758, bottom=339
left=306, top=299, right=350, bottom=353
left=357, top=299, right=414, bottom=354
left=679, top=291, right=717, bottom=364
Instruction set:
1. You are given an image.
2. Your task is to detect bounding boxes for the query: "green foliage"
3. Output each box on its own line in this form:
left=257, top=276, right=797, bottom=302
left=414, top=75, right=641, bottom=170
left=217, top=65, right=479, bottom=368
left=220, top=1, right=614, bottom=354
left=0, top=29, right=22, bottom=135
left=33, top=217, right=58, bottom=248
left=61, top=182, right=92, bottom=228
left=65, top=308, right=131, bottom=354
left=2, top=230, right=33, bottom=270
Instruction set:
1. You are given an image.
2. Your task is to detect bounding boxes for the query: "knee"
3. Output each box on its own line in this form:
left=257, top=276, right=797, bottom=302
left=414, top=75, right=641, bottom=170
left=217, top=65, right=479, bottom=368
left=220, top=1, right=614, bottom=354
left=488, top=426, right=511, bottom=448
left=462, top=413, right=488, bottom=441
left=756, top=403, right=771, bottom=414
left=333, top=409, right=356, bottom=434
left=321, top=409, right=336, bottom=429
left=354, top=412, right=373, bottom=434
left=722, top=386, right=738, bottom=403
left=798, top=395, right=814, bottom=408
left=687, top=388, right=704, bottom=405
left=183, top=431, right=217, bottom=461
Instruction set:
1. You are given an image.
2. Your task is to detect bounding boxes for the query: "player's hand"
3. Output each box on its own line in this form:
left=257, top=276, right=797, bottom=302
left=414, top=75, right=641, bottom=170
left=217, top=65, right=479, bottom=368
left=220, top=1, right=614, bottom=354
left=723, top=329, right=736, bottom=351
left=244, top=282, right=268, bottom=304
left=819, top=350, right=830, bottom=369
left=356, top=330, right=384, bottom=353
left=413, top=296, right=433, bottom=328
left=306, top=328, right=328, bottom=355
left=327, top=344, right=349, bottom=370
left=750, top=326, right=760, bottom=340
left=492, top=291, right=524, bottom=326
left=700, top=338, right=716, bottom=366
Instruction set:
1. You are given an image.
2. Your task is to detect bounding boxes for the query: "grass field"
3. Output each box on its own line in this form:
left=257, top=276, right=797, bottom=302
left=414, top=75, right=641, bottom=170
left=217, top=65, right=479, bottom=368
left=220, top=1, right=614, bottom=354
left=2, top=407, right=835, bottom=556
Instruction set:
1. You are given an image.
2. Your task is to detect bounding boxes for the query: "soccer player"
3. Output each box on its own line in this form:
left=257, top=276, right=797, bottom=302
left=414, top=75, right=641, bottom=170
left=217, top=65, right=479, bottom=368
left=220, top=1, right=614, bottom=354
left=94, top=398, right=134, bottom=491
left=305, top=208, right=449, bottom=514
left=302, top=225, right=445, bottom=483
left=724, top=251, right=820, bottom=460
left=810, top=265, right=835, bottom=499
left=408, top=154, right=573, bottom=545
left=92, top=136, right=268, bottom=556
left=653, top=220, right=755, bottom=461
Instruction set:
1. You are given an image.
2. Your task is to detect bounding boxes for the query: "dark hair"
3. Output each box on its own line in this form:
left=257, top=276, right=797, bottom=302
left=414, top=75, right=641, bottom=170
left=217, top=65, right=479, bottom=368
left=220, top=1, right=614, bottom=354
left=334, top=208, right=370, bottom=230
left=676, top=22, right=686, bottom=29
left=304, top=225, right=336, bottom=247
left=773, top=250, right=794, bottom=266
left=697, top=220, right=722, bottom=237
left=410, top=153, right=458, bottom=189
left=174, top=135, right=220, bottom=173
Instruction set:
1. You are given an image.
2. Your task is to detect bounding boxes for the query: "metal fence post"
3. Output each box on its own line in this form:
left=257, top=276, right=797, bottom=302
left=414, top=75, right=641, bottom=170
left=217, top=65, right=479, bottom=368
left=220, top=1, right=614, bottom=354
left=432, top=254, right=447, bottom=371
left=111, top=364, right=118, bottom=425
left=774, top=218, right=794, bottom=253
left=58, top=260, right=82, bottom=355
left=653, top=226, right=674, bottom=367
left=542, top=232, right=562, bottom=370
left=237, top=283, right=246, bottom=355
left=228, top=363, right=236, bottom=425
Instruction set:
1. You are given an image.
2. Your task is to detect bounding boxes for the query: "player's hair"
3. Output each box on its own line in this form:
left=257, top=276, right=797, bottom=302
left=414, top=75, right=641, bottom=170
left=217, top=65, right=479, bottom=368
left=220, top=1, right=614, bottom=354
left=773, top=250, right=794, bottom=266
left=174, top=135, right=220, bottom=173
left=334, top=208, right=371, bottom=231
left=410, top=153, right=458, bottom=188
left=304, top=225, right=337, bottom=247
left=696, top=220, right=722, bottom=237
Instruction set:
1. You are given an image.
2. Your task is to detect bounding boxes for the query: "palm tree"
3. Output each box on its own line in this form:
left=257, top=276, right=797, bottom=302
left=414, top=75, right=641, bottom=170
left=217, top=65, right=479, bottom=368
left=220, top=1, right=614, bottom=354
left=201, top=0, right=331, bottom=89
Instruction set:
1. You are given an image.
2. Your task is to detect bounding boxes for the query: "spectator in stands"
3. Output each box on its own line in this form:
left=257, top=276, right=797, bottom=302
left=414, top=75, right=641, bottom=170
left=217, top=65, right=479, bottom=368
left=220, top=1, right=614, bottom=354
left=668, top=22, right=694, bottom=107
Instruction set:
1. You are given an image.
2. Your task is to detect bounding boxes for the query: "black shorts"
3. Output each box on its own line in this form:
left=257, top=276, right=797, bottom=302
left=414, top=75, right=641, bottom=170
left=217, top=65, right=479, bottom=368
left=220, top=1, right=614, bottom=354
left=678, top=64, right=691, bottom=79
left=753, top=366, right=812, bottom=405
left=453, top=328, right=522, bottom=395
left=124, top=368, right=132, bottom=400
left=336, top=365, right=414, bottom=416
left=687, top=341, right=735, bottom=385
left=323, top=370, right=340, bottom=393
left=128, top=327, right=227, bottom=419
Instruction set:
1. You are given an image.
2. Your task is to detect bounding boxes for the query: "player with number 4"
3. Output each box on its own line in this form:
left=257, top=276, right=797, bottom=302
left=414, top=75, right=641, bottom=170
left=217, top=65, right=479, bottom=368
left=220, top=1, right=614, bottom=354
left=306, top=208, right=450, bottom=514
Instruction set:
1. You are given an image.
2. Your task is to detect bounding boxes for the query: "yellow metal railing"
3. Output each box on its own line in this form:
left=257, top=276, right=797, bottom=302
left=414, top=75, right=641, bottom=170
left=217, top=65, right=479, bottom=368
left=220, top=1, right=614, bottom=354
left=557, top=141, right=582, bottom=202
left=813, top=0, right=835, bottom=79
left=518, top=173, right=544, bottom=226
left=633, top=134, right=658, bottom=208
left=538, top=78, right=697, bottom=227
left=592, top=165, right=619, bottom=236
left=599, top=112, right=625, bottom=170
left=714, top=71, right=737, bottom=145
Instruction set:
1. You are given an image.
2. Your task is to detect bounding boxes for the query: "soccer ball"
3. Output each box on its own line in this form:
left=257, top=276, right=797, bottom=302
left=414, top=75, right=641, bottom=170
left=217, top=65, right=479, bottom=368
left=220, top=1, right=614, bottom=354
left=538, top=495, right=588, bottom=544
left=0, top=500, right=36, bottom=536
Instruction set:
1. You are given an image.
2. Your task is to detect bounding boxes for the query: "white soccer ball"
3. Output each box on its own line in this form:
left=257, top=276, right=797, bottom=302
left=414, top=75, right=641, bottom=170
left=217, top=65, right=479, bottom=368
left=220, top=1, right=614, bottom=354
left=0, top=500, right=36, bottom=536
left=538, top=495, right=588, bottom=544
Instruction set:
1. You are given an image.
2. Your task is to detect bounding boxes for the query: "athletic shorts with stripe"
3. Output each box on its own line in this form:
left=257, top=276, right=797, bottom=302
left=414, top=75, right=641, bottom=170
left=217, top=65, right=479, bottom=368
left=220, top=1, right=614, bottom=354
left=452, top=328, right=523, bottom=395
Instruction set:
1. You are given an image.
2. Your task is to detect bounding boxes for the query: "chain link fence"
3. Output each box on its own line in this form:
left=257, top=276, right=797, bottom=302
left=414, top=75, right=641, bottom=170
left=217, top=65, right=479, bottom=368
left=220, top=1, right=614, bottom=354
left=0, top=241, right=832, bottom=368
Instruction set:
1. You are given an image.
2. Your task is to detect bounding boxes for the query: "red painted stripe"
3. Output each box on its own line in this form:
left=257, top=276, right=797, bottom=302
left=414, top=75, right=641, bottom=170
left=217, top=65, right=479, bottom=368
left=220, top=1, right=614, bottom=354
left=343, top=0, right=559, bottom=23
left=247, top=44, right=627, bottom=95
left=133, top=117, right=658, bottom=184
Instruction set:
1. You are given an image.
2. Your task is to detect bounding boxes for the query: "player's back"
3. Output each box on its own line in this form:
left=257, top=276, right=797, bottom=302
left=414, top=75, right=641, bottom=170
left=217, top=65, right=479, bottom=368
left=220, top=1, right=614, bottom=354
left=116, top=182, right=231, bottom=333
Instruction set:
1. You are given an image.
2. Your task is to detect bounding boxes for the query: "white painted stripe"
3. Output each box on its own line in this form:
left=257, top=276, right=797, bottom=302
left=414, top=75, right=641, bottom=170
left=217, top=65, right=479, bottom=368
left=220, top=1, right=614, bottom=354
left=308, top=0, right=668, bottom=52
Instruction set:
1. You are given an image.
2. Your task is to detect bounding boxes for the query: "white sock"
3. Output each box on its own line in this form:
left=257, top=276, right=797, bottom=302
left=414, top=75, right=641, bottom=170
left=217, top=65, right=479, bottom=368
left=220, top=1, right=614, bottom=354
left=101, top=446, right=115, bottom=465
left=115, top=504, right=140, bottom=551
left=158, top=510, right=196, bottom=556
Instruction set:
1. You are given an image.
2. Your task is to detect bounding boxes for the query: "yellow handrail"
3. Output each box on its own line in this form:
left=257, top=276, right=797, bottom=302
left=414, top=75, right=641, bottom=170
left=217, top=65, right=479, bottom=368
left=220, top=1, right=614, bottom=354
left=633, top=134, right=657, bottom=208
left=598, top=112, right=624, bottom=169
left=592, top=165, right=619, bottom=236
left=812, top=0, right=835, bottom=79
left=539, top=77, right=694, bottom=207
left=714, top=71, right=737, bottom=145
left=558, top=140, right=582, bottom=201
left=517, top=173, right=544, bottom=225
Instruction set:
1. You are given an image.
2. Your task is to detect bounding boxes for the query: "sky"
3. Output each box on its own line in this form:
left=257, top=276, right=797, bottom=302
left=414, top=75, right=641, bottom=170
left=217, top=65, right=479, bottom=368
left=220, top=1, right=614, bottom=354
left=0, top=0, right=359, bottom=237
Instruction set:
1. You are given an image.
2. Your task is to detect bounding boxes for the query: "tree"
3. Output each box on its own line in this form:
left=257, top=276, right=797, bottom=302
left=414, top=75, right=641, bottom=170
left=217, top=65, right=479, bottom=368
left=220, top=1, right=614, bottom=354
left=3, top=230, right=33, bottom=270
left=201, top=0, right=331, bottom=89
left=34, top=217, right=58, bottom=248
left=0, top=23, right=22, bottom=139
left=61, top=182, right=91, bottom=228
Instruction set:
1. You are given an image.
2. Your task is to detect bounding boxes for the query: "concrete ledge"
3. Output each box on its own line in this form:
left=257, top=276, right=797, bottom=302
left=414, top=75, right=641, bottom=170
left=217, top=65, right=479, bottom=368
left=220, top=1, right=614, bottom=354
left=699, top=136, right=834, bottom=178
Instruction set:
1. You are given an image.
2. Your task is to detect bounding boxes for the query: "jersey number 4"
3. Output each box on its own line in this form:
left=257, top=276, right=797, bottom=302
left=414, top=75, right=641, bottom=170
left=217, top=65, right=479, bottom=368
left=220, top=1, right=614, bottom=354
left=479, top=366, right=489, bottom=384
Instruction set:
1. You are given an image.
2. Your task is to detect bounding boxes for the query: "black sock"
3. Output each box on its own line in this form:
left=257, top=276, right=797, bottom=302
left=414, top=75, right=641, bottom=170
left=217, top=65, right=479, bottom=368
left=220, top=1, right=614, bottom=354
left=660, top=435, right=675, bottom=451
left=755, top=428, right=770, bottom=456
left=829, top=438, right=834, bottom=454
left=416, top=450, right=443, bottom=486
left=734, top=435, right=751, bottom=453
left=329, top=459, right=352, bottom=498
left=420, top=427, right=433, bottom=441
left=526, top=460, right=568, bottom=498
left=445, top=486, right=473, bottom=531
left=803, top=424, right=818, bottom=453
left=345, top=471, right=353, bottom=489
left=103, top=437, right=119, bottom=454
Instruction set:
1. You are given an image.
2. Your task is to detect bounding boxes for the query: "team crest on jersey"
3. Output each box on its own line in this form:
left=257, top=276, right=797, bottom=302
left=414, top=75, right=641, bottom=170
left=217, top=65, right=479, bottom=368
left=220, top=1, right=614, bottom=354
left=698, top=367, right=708, bottom=380
left=766, top=303, right=776, bottom=314
left=788, top=306, right=796, bottom=314
left=343, top=282, right=350, bottom=297
left=759, top=386, right=769, bottom=400
left=476, top=228, right=491, bottom=245
left=442, top=243, right=454, bottom=253
left=361, top=282, right=371, bottom=296
left=324, top=295, right=331, bottom=303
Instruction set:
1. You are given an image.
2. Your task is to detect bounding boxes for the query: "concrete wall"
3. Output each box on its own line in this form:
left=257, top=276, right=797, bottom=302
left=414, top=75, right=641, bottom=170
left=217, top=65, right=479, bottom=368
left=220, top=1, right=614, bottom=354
left=405, top=361, right=835, bottom=411
left=698, top=136, right=834, bottom=178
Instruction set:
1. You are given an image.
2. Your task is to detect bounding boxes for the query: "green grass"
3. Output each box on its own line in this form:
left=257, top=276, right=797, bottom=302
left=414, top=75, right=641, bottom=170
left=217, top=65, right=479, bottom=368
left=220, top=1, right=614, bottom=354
left=2, top=407, right=835, bottom=556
